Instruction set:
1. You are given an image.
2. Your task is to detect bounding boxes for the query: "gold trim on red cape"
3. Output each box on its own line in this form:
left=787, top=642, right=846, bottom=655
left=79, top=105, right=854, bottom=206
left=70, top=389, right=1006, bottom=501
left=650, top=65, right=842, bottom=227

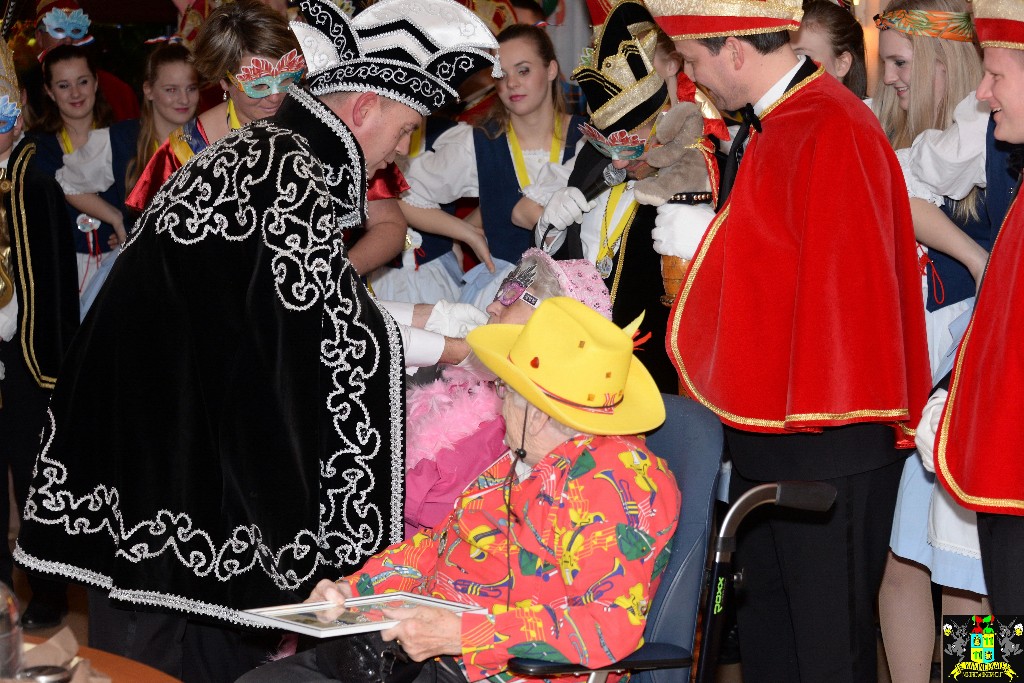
left=936, top=192, right=1024, bottom=515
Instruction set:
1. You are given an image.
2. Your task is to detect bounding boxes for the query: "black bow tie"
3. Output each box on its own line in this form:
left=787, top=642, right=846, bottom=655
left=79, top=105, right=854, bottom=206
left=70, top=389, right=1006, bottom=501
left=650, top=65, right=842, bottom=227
left=738, top=103, right=762, bottom=134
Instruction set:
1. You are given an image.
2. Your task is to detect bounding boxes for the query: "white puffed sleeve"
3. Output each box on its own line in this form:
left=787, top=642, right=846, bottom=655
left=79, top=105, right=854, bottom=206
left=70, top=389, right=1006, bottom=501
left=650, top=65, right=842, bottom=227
left=900, top=92, right=989, bottom=204
left=55, top=128, right=114, bottom=195
left=402, top=123, right=479, bottom=209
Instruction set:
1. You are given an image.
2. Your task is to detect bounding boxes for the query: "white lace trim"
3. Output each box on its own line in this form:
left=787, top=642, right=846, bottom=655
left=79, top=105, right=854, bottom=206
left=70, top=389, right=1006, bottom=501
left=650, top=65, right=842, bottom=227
left=308, top=79, right=434, bottom=117
left=290, top=88, right=368, bottom=226
left=377, top=300, right=407, bottom=545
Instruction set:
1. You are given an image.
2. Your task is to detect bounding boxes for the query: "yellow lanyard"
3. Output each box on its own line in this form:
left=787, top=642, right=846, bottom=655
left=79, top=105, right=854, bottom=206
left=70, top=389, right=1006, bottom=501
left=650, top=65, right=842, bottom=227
left=227, top=99, right=242, bottom=130
left=58, top=127, right=75, bottom=154
left=507, top=115, right=562, bottom=190
left=59, top=122, right=98, bottom=154
left=595, top=183, right=637, bottom=277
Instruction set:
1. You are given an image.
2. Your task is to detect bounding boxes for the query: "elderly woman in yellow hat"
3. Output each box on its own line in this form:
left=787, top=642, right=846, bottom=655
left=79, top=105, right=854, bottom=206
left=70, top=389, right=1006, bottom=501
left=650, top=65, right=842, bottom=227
left=242, top=297, right=681, bottom=683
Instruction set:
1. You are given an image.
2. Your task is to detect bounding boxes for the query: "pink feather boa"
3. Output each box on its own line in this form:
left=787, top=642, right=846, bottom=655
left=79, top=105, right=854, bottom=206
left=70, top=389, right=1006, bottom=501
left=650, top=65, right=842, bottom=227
left=405, top=366, right=504, bottom=469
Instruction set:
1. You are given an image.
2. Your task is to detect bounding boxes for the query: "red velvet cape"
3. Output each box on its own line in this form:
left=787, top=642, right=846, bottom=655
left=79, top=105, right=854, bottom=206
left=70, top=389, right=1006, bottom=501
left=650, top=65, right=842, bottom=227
left=666, top=68, right=930, bottom=448
left=936, top=193, right=1024, bottom=515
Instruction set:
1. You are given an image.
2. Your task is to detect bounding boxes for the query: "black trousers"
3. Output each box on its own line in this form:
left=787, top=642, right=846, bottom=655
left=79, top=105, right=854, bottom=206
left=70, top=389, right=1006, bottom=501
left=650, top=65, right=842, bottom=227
left=0, top=344, right=67, bottom=605
left=977, top=512, right=1024, bottom=614
left=726, top=424, right=906, bottom=683
left=88, top=589, right=282, bottom=683
left=236, top=647, right=467, bottom=683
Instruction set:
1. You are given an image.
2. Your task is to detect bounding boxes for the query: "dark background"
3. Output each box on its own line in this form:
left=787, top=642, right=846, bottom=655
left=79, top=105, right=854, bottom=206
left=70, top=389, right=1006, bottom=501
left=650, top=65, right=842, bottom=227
left=15, top=0, right=177, bottom=24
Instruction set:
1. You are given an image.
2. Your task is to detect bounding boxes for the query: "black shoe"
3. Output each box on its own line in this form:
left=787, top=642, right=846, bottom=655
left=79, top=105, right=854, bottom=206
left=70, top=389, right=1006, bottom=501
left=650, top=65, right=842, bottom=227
left=20, top=599, right=67, bottom=630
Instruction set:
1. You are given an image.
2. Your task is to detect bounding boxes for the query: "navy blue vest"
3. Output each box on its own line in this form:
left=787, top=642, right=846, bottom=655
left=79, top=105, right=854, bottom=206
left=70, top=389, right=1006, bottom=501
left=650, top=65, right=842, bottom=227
left=926, top=116, right=1017, bottom=311
left=472, top=114, right=585, bottom=264
left=29, top=119, right=138, bottom=255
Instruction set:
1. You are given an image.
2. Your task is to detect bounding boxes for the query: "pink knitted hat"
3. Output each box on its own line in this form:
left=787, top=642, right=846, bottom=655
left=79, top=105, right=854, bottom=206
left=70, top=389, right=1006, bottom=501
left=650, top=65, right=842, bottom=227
left=522, top=248, right=613, bottom=320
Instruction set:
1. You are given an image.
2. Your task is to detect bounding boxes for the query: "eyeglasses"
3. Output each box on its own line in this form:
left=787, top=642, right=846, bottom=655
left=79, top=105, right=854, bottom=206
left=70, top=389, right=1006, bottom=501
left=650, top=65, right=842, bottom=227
left=494, top=379, right=509, bottom=398
left=494, top=278, right=540, bottom=308
left=491, top=278, right=540, bottom=309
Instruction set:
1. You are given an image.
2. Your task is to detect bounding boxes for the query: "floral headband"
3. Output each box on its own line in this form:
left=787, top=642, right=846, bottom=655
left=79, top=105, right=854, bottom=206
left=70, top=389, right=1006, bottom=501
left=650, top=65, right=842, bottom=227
left=226, top=49, right=306, bottom=99
left=0, top=96, right=21, bottom=134
left=873, top=9, right=975, bottom=42
left=41, top=8, right=91, bottom=42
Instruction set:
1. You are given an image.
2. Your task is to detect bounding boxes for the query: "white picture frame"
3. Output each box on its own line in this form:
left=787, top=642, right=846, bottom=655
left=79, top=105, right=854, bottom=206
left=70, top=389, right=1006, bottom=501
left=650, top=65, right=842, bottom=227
left=243, top=592, right=482, bottom=638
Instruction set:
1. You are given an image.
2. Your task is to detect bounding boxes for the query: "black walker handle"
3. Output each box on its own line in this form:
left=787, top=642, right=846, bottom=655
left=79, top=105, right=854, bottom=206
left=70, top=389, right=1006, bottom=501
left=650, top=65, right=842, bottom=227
left=694, top=481, right=837, bottom=683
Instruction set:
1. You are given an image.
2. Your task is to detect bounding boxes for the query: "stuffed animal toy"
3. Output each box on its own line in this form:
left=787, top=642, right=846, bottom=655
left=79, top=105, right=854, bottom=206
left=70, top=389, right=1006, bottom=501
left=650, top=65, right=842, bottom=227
left=633, top=100, right=715, bottom=207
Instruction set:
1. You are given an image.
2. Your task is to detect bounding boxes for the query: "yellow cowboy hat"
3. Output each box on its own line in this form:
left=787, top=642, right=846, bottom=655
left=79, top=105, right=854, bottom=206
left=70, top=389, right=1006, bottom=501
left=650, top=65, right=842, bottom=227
left=467, top=297, right=666, bottom=435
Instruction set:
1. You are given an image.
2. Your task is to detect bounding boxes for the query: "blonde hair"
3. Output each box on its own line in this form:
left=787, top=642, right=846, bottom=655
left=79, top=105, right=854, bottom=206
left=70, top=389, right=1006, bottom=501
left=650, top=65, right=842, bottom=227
left=872, top=0, right=982, bottom=219
left=127, top=43, right=197, bottom=192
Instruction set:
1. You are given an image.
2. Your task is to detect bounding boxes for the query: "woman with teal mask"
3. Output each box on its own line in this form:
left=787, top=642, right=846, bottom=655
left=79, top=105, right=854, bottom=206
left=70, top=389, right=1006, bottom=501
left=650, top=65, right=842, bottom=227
left=127, top=0, right=300, bottom=212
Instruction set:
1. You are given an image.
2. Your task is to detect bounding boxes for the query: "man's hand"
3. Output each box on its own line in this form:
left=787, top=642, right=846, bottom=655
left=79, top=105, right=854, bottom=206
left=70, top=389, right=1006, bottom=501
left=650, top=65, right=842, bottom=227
left=304, top=579, right=353, bottom=623
left=424, top=300, right=488, bottom=338
left=651, top=203, right=716, bottom=259
left=380, top=606, right=463, bottom=662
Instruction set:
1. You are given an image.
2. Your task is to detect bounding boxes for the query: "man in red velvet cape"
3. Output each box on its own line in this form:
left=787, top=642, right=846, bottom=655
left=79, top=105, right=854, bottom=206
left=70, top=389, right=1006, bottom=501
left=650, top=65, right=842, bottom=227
left=934, top=0, right=1024, bottom=614
left=645, top=0, right=931, bottom=679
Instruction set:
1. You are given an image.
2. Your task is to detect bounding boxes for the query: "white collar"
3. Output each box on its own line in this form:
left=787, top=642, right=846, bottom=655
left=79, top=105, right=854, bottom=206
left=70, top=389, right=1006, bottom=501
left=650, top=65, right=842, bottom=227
left=752, top=56, right=807, bottom=117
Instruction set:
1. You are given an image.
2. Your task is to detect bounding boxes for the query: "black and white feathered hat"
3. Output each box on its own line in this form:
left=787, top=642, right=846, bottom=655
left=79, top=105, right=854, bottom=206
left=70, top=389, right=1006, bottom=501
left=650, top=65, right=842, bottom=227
left=292, top=0, right=502, bottom=116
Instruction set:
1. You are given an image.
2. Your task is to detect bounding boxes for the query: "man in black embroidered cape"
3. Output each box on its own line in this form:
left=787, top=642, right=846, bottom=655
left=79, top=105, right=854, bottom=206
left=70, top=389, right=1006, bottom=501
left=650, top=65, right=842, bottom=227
left=13, top=0, right=499, bottom=680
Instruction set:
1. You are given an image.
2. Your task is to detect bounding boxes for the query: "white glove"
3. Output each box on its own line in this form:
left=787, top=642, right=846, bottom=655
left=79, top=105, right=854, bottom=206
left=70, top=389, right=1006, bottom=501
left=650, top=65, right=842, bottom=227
left=651, top=202, right=716, bottom=259
left=424, top=299, right=488, bottom=338
left=537, top=187, right=598, bottom=235
left=915, top=388, right=949, bottom=473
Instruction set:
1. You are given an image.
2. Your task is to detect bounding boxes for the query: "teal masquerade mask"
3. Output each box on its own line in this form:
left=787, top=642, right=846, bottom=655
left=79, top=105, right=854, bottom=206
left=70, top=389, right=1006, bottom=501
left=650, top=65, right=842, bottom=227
left=227, top=50, right=306, bottom=99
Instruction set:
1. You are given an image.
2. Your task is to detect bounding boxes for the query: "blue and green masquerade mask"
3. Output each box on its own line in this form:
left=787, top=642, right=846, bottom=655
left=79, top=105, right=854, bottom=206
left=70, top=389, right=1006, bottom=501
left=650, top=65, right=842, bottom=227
left=227, top=50, right=306, bottom=99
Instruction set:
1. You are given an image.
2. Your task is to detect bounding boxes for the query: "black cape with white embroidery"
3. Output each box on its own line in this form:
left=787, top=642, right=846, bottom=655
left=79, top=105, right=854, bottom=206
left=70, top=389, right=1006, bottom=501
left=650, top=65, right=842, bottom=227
left=14, top=88, right=407, bottom=626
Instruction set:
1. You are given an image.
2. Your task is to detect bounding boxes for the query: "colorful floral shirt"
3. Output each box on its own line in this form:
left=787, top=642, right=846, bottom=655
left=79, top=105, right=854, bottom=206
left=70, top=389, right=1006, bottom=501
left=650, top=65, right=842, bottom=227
left=347, top=433, right=681, bottom=682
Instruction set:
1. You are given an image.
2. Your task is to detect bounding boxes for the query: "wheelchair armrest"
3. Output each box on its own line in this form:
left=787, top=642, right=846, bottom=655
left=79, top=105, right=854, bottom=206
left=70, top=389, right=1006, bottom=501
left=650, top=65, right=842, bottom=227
left=507, top=642, right=692, bottom=677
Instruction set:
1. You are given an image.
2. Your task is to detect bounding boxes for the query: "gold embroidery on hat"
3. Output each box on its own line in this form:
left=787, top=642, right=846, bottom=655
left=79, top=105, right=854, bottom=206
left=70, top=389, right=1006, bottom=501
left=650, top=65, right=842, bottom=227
left=974, top=0, right=1022, bottom=22
left=590, top=72, right=668, bottom=131
left=645, top=0, right=802, bottom=23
